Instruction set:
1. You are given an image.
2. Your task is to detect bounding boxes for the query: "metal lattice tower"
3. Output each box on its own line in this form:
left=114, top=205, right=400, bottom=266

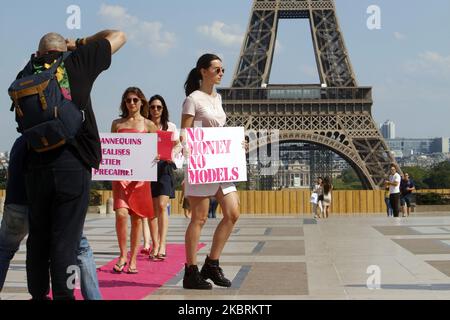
left=218, top=0, right=396, bottom=190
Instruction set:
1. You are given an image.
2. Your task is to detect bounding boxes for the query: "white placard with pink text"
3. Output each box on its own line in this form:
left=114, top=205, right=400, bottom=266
left=92, top=133, right=158, bottom=182
left=186, top=127, right=247, bottom=185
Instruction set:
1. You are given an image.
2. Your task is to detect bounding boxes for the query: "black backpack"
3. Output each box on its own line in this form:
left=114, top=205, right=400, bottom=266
left=8, top=52, right=84, bottom=152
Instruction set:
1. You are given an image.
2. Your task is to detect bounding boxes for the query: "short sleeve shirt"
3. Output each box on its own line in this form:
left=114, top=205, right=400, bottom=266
left=389, top=173, right=401, bottom=194
left=167, top=122, right=179, bottom=141
left=182, top=90, right=226, bottom=128
left=64, top=39, right=112, bottom=169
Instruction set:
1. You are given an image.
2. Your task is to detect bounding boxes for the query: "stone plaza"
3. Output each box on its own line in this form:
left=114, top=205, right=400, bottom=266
left=2, top=212, right=450, bottom=300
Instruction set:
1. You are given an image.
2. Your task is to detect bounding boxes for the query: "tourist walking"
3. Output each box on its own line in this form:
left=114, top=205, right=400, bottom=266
left=400, top=172, right=416, bottom=217
left=311, top=177, right=323, bottom=219
left=322, top=177, right=333, bottom=218
left=385, top=164, right=401, bottom=218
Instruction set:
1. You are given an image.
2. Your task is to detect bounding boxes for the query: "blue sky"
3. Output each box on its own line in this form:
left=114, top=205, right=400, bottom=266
left=1, top=0, right=449, bottom=152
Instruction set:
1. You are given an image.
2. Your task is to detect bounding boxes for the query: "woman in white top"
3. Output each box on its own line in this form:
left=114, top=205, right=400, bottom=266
left=322, top=177, right=333, bottom=219
left=312, top=177, right=323, bottom=219
left=180, top=53, right=240, bottom=290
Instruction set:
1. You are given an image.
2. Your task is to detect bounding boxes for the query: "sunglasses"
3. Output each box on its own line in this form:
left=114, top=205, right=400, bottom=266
left=150, top=105, right=163, bottom=111
left=125, top=98, right=140, bottom=104
left=212, top=67, right=225, bottom=75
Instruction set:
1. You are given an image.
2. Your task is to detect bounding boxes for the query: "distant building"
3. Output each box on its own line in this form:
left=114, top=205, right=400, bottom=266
left=380, top=120, right=396, bottom=139
left=386, top=137, right=450, bottom=157
left=431, top=137, right=449, bottom=154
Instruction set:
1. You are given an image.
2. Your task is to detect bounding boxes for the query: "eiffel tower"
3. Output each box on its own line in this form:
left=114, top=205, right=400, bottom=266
left=218, top=0, right=397, bottom=190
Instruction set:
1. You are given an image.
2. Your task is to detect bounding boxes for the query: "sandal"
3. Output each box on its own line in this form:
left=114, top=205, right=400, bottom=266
left=156, top=253, right=167, bottom=260
left=127, top=267, right=139, bottom=274
left=140, top=248, right=151, bottom=255
left=149, top=248, right=160, bottom=260
left=113, top=261, right=127, bottom=273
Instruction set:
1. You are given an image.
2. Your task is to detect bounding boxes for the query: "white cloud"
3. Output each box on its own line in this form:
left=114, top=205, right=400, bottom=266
left=404, top=51, right=450, bottom=76
left=98, top=4, right=176, bottom=55
left=393, top=32, right=406, bottom=40
left=197, top=21, right=243, bottom=47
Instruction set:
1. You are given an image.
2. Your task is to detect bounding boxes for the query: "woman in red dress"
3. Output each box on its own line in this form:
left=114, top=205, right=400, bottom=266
left=111, top=87, right=157, bottom=274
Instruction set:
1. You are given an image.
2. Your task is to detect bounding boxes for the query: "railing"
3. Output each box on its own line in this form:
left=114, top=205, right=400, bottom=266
left=80, top=189, right=450, bottom=215
left=218, top=86, right=372, bottom=103
left=2, top=189, right=449, bottom=216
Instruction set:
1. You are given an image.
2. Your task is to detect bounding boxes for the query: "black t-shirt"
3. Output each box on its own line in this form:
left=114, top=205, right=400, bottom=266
left=64, top=39, right=112, bottom=169
left=5, top=136, right=27, bottom=206
left=400, top=179, right=415, bottom=196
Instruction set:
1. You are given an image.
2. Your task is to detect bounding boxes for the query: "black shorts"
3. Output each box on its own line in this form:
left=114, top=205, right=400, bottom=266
left=400, top=194, right=412, bottom=207
left=151, top=173, right=175, bottom=199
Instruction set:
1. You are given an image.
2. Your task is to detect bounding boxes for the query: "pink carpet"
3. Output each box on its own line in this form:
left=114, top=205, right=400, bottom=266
left=74, top=243, right=205, bottom=300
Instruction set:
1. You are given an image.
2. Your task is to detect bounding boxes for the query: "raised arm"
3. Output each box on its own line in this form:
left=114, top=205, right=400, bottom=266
left=66, top=30, right=127, bottom=55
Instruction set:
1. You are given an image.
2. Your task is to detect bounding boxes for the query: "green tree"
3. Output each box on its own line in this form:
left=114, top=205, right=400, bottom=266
left=424, top=161, right=450, bottom=188
left=401, top=166, right=429, bottom=189
left=334, top=168, right=363, bottom=190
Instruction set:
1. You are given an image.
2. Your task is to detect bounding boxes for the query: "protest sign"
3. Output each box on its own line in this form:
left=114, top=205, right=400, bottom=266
left=186, top=127, right=247, bottom=185
left=92, top=133, right=157, bottom=182
left=157, top=130, right=174, bottom=161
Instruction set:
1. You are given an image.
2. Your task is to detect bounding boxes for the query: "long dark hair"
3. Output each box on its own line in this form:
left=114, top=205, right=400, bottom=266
left=148, top=94, right=169, bottom=131
left=119, top=87, right=149, bottom=119
left=184, top=53, right=222, bottom=97
left=323, top=177, right=332, bottom=195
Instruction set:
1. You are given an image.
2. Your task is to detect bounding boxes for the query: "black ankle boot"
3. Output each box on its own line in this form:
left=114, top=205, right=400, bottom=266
left=183, top=264, right=212, bottom=290
left=200, top=256, right=232, bottom=287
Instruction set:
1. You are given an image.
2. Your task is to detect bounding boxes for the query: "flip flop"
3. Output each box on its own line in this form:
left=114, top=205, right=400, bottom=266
left=113, top=261, right=127, bottom=273
left=127, top=267, right=139, bottom=274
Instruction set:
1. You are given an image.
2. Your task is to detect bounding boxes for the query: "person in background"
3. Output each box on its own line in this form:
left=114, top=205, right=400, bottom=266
left=400, top=172, right=416, bottom=217
left=384, top=180, right=393, bottom=217
left=322, top=177, right=333, bottom=219
left=180, top=180, right=191, bottom=219
left=208, top=197, right=218, bottom=219
left=385, top=164, right=401, bottom=218
left=311, top=177, right=323, bottom=219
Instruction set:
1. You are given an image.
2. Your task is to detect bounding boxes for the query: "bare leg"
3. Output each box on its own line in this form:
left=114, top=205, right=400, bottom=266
left=149, top=198, right=160, bottom=256
left=129, top=215, right=142, bottom=270
left=115, top=208, right=129, bottom=266
left=185, top=197, right=210, bottom=266
left=141, top=218, right=151, bottom=250
left=318, top=201, right=323, bottom=218
left=209, top=189, right=240, bottom=260
left=157, top=196, right=170, bottom=255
